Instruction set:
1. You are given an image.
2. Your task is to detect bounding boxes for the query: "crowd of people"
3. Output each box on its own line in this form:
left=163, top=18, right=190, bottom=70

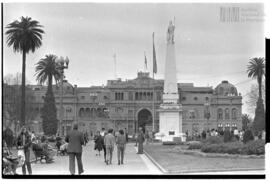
left=186, top=128, right=266, bottom=142
left=3, top=124, right=148, bottom=175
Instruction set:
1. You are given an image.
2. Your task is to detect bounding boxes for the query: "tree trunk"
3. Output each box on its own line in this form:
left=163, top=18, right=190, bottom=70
left=21, top=50, right=26, bottom=127
left=258, top=77, right=262, bottom=100
left=48, top=74, right=52, bottom=93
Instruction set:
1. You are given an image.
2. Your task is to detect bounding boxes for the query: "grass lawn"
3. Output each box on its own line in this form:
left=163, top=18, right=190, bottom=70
left=144, top=143, right=265, bottom=173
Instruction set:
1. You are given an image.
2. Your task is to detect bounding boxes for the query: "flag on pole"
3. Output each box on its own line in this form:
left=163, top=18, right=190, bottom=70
left=144, top=52, right=147, bottom=71
left=153, top=32, right=157, bottom=74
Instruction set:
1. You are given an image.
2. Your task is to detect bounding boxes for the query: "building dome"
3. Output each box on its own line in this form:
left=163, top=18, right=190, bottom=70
left=55, top=80, right=74, bottom=94
left=215, top=80, right=238, bottom=96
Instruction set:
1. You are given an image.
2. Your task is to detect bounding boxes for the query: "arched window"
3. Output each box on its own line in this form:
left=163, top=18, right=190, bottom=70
left=232, top=108, right=237, bottom=119
left=217, top=108, right=223, bottom=119
left=79, top=108, right=84, bottom=117
left=135, top=92, right=138, bottom=100
left=91, top=108, right=96, bottom=117
left=225, top=108, right=230, bottom=119
left=85, top=108, right=90, bottom=117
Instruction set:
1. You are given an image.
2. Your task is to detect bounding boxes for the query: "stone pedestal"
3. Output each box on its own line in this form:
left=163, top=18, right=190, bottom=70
left=159, top=103, right=183, bottom=142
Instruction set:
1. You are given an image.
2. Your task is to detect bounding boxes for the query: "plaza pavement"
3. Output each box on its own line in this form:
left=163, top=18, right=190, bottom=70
left=16, top=141, right=162, bottom=175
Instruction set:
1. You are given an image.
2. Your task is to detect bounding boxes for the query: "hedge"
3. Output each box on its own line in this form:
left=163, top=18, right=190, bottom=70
left=201, top=139, right=265, bottom=155
left=188, top=142, right=203, bottom=150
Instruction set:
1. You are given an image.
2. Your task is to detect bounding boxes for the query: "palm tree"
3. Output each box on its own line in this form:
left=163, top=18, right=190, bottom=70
left=247, top=57, right=265, bottom=133
left=247, top=57, right=265, bottom=100
left=6, top=16, right=44, bottom=126
left=35, top=54, right=60, bottom=135
left=35, top=54, right=60, bottom=91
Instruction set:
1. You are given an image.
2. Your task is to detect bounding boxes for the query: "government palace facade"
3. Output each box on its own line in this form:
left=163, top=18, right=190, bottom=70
left=3, top=71, right=243, bottom=137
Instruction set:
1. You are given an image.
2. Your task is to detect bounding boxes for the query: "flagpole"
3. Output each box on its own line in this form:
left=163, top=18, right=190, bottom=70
left=152, top=32, right=155, bottom=133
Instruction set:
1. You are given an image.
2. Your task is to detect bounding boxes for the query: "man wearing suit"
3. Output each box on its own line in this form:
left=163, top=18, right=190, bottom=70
left=104, top=128, right=115, bottom=165
left=65, top=124, right=84, bottom=175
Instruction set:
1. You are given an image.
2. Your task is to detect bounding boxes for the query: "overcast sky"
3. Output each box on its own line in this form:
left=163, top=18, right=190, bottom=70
left=3, top=3, right=265, bottom=116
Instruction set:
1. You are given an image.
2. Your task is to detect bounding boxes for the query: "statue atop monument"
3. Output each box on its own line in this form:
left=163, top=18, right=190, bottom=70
left=167, top=19, right=175, bottom=44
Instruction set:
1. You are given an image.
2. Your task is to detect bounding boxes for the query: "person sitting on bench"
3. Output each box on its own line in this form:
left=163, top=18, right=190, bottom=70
left=40, top=136, right=56, bottom=163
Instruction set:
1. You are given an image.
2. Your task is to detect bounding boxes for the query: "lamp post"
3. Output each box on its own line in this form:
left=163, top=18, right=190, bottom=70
left=56, top=56, right=69, bottom=136
left=204, top=101, right=211, bottom=131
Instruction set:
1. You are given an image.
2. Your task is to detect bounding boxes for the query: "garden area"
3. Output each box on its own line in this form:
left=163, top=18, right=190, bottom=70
left=186, top=130, right=265, bottom=156
left=144, top=130, right=265, bottom=173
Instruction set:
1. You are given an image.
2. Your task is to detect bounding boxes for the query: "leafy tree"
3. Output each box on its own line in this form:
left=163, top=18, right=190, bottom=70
left=241, top=114, right=252, bottom=131
left=3, top=73, right=37, bottom=130
left=247, top=57, right=265, bottom=134
left=35, top=54, right=60, bottom=135
left=6, top=16, right=44, bottom=126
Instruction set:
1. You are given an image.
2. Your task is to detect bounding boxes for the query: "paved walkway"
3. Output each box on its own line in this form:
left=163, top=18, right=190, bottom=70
left=16, top=141, right=161, bottom=175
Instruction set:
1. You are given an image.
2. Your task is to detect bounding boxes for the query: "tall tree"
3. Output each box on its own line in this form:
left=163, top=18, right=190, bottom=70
left=35, top=54, right=60, bottom=135
left=247, top=57, right=265, bottom=134
left=241, top=114, right=252, bottom=131
left=246, top=83, right=265, bottom=114
left=6, top=16, right=44, bottom=126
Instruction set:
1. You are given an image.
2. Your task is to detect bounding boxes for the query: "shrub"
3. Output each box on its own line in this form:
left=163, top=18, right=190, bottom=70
left=188, top=142, right=202, bottom=150
left=203, top=136, right=223, bottom=144
left=241, top=139, right=265, bottom=155
left=201, top=142, right=244, bottom=154
left=243, top=129, right=254, bottom=144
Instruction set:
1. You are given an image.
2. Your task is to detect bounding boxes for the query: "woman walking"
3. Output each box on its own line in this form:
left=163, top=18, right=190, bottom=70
left=116, top=130, right=126, bottom=165
left=94, top=131, right=103, bottom=156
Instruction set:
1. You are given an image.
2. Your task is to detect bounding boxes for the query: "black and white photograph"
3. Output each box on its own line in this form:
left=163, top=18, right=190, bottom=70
left=1, top=2, right=267, bottom=178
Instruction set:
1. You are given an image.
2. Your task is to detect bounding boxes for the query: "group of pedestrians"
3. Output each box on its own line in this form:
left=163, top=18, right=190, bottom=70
left=94, top=127, right=129, bottom=165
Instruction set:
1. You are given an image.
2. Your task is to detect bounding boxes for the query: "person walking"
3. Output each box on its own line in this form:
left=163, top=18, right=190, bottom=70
left=104, top=129, right=115, bottom=165
left=137, top=127, right=145, bottom=154
left=116, top=129, right=126, bottom=165
left=100, top=128, right=107, bottom=162
left=94, top=131, right=103, bottom=156
left=65, top=124, right=85, bottom=175
left=17, top=127, right=32, bottom=175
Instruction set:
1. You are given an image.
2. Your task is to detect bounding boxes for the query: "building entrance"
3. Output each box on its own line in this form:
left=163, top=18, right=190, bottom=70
left=137, top=109, right=152, bottom=133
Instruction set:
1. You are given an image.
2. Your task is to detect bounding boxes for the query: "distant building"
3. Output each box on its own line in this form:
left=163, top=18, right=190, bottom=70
left=3, top=71, right=242, bottom=136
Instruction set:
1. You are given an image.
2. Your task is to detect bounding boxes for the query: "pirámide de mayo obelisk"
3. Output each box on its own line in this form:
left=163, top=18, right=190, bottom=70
left=158, top=20, right=184, bottom=142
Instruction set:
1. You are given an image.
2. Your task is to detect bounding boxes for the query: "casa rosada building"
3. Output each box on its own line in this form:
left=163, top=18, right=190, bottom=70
left=3, top=71, right=243, bottom=136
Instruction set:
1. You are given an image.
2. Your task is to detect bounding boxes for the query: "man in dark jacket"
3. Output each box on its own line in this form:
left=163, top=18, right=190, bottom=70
left=17, top=127, right=32, bottom=175
left=65, top=124, right=84, bottom=175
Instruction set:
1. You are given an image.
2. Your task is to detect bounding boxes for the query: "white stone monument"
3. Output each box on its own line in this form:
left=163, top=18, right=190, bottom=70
left=158, top=20, right=185, bottom=142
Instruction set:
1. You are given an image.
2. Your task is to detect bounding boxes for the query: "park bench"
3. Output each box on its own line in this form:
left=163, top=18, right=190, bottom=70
left=32, top=144, right=47, bottom=163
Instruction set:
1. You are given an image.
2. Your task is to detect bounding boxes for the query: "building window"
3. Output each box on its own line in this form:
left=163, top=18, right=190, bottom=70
left=115, top=92, right=124, bottom=100
left=81, top=96, right=85, bottom=100
left=66, top=107, right=72, bottom=113
left=79, top=108, right=84, bottom=117
left=135, top=92, right=138, bottom=100
left=182, top=97, right=186, bottom=101
left=189, top=110, right=196, bottom=119
left=232, top=108, right=237, bottom=119
left=194, top=97, right=198, bottom=101
left=225, top=108, right=230, bottom=119
left=116, top=107, right=123, bottom=113
left=128, top=92, right=133, bottom=100
left=205, top=97, right=209, bottom=101
left=218, top=108, right=223, bottom=119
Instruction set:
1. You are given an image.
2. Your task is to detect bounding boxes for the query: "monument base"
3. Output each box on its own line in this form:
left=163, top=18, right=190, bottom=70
left=158, top=103, right=185, bottom=142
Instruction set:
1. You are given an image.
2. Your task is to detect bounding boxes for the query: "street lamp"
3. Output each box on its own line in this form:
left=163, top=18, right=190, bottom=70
left=204, top=101, right=211, bottom=131
left=56, top=56, right=69, bottom=136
